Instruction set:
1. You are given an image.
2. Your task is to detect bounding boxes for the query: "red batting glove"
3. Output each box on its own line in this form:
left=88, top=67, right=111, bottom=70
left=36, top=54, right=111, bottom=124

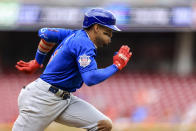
left=15, top=59, right=43, bottom=74
left=113, top=45, right=132, bottom=70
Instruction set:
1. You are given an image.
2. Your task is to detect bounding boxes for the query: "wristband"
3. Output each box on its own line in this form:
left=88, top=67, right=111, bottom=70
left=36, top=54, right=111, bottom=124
left=35, top=49, right=47, bottom=65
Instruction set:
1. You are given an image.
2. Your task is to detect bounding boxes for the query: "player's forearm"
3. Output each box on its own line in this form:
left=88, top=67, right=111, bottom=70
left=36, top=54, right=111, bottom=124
left=81, top=64, right=118, bottom=86
left=38, top=39, right=55, bottom=53
left=35, top=39, right=55, bottom=64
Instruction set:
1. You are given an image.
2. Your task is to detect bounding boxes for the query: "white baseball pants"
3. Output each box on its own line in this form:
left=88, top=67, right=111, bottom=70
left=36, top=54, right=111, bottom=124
left=12, top=78, right=111, bottom=131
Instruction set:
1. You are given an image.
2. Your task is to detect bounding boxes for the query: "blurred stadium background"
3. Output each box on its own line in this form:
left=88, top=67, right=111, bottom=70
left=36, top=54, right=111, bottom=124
left=0, top=0, right=196, bottom=130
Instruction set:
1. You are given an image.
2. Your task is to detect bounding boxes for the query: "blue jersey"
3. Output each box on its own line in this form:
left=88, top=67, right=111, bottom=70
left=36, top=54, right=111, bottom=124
left=39, top=28, right=97, bottom=92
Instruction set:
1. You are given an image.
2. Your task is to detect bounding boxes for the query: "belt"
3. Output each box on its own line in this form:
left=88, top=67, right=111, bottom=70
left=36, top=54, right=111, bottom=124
left=23, top=85, right=70, bottom=100
left=48, top=85, right=70, bottom=100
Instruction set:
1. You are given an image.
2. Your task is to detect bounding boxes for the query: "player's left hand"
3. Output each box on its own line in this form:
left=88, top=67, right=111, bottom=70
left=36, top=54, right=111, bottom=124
left=15, top=59, right=43, bottom=74
left=113, top=45, right=132, bottom=70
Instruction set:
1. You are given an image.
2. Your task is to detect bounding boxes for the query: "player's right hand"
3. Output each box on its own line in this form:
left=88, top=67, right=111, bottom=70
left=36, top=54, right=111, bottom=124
left=113, top=45, right=132, bottom=70
left=15, top=59, right=43, bottom=74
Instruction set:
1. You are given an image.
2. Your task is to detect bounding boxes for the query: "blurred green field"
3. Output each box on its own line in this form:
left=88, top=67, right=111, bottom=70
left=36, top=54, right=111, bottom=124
left=1, top=122, right=196, bottom=131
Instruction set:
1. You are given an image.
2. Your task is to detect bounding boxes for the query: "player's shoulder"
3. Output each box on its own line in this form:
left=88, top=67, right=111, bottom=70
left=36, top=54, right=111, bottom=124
left=66, top=30, right=95, bottom=55
left=73, top=30, right=93, bottom=46
left=74, top=30, right=89, bottom=39
left=61, top=29, right=89, bottom=44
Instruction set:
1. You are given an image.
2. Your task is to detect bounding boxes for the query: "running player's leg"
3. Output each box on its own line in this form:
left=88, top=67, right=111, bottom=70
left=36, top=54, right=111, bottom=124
left=12, top=79, right=70, bottom=131
left=55, top=95, right=112, bottom=131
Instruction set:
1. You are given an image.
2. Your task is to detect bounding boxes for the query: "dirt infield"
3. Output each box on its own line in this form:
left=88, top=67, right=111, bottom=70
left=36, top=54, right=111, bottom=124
left=0, top=122, right=84, bottom=131
left=1, top=122, right=196, bottom=131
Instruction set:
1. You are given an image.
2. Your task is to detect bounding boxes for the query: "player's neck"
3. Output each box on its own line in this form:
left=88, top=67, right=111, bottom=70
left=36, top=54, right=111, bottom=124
left=85, top=30, right=98, bottom=48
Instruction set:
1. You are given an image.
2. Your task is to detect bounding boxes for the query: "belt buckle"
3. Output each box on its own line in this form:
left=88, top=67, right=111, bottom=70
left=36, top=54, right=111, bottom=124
left=49, top=85, right=70, bottom=99
left=60, top=92, right=70, bottom=100
left=56, top=89, right=64, bottom=97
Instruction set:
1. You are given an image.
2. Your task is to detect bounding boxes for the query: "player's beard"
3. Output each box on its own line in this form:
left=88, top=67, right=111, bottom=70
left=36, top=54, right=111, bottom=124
left=95, top=36, right=110, bottom=47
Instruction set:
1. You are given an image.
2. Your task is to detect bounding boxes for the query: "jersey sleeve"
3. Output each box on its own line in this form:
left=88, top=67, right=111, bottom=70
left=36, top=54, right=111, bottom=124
left=38, top=28, right=73, bottom=44
left=77, top=50, right=97, bottom=73
left=69, top=37, right=97, bottom=73
left=81, top=64, right=118, bottom=86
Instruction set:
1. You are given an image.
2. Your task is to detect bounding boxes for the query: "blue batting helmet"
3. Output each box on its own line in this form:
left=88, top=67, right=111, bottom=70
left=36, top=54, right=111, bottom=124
left=83, top=8, right=121, bottom=31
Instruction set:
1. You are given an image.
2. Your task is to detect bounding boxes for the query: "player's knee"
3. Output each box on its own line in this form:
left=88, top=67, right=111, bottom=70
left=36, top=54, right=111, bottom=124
left=98, top=119, right=112, bottom=131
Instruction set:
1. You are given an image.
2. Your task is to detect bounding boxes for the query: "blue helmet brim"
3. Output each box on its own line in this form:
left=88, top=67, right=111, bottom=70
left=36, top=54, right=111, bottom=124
left=105, top=25, right=121, bottom=31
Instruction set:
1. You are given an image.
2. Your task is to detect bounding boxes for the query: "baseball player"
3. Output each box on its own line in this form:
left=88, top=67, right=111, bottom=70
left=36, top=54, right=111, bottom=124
left=13, top=8, right=132, bottom=131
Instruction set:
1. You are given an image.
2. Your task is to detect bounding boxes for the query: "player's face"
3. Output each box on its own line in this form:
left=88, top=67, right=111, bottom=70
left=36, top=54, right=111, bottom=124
left=95, top=25, right=113, bottom=47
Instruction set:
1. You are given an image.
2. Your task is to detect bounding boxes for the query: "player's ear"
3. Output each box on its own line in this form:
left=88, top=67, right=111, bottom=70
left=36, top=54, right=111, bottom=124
left=93, top=24, right=100, bottom=33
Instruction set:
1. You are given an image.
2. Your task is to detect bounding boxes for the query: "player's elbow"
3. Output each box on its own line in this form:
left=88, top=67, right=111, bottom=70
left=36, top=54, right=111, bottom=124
left=82, top=75, right=97, bottom=86
left=82, top=71, right=100, bottom=86
left=84, top=79, right=96, bottom=86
